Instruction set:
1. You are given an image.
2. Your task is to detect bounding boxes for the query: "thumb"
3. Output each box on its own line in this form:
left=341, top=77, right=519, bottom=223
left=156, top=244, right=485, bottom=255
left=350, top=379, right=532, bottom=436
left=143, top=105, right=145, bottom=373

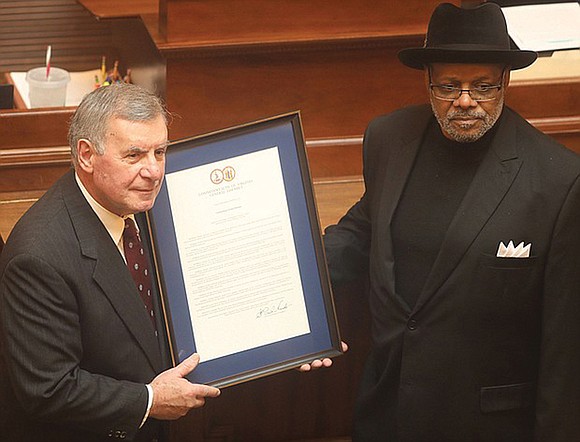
left=173, top=353, right=200, bottom=378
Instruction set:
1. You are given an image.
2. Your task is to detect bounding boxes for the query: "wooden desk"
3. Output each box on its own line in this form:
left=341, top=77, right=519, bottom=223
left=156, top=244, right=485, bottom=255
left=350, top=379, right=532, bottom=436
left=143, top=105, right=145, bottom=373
left=0, top=108, right=74, bottom=193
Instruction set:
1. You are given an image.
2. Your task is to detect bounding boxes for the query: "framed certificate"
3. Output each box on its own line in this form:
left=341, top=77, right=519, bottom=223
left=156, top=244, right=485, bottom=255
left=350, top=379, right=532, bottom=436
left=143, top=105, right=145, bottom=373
left=147, top=112, right=342, bottom=388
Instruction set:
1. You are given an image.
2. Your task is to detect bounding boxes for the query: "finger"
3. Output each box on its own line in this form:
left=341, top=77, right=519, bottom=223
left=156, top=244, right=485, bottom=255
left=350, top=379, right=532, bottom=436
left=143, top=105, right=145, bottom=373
left=173, top=353, right=200, bottom=378
left=299, top=363, right=311, bottom=372
left=341, top=341, right=349, bottom=352
left=193, top=384, right=221, bottom=398
left=309, top=359, right=323, bottom=369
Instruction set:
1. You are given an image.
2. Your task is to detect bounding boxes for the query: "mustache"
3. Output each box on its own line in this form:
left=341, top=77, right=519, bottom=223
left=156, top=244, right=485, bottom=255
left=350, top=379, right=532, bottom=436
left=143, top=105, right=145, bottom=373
left=447, top=109, right=487, bottom=119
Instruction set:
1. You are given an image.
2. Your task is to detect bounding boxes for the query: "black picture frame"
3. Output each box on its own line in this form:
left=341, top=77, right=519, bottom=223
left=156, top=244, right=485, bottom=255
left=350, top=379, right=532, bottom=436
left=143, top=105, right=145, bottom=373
left=147, top=112, right=342, bottom=388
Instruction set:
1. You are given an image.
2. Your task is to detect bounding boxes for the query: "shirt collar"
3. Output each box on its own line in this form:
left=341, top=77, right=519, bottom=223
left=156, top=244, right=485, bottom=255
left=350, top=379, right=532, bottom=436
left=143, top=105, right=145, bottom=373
left=75, top=173, right=136, bottom=247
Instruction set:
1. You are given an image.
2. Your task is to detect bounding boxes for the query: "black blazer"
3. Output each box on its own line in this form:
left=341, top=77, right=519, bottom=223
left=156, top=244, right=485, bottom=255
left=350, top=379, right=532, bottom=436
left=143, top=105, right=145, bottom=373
left=0, top=171, right=170, bottom=441
left=324, top=105, right=580, bottom=442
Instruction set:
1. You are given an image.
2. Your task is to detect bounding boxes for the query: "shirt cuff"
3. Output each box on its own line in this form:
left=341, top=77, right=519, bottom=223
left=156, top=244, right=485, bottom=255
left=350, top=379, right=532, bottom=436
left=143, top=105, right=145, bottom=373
left=139, top=384, right=154, bottom=428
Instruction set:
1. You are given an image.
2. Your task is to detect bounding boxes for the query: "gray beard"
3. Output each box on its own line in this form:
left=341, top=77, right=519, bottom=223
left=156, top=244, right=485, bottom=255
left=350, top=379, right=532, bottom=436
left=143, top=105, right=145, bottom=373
left=430, top=95, right=504, bottom=143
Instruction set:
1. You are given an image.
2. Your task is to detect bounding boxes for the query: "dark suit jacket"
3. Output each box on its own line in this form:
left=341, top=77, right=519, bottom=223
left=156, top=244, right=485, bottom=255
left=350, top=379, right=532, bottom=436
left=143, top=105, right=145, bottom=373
left=324, top=105, right=580, bottom=442
left=0, top=171, right=170, bottom=441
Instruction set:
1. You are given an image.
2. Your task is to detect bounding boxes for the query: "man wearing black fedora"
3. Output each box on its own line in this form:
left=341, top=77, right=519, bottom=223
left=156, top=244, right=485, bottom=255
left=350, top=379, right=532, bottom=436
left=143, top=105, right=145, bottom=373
left=324, top=2, right=580, bottom=441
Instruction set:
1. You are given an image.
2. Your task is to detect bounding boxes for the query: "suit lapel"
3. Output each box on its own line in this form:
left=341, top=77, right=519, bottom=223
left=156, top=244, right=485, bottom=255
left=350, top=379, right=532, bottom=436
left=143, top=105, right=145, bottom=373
left=61, top=172, right=163, bottom=372
left=413, top=110, right=523, bottom=313
left=375, top=109, right=433, bottom=311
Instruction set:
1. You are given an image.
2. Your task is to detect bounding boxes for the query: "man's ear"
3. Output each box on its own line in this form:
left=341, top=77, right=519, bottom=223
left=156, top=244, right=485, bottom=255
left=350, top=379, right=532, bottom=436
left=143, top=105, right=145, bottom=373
left=503, top=67, right=511, bottom=88
left=423, top=65, right=431, bottom=90
left=77, top=139, right=95, bottom=173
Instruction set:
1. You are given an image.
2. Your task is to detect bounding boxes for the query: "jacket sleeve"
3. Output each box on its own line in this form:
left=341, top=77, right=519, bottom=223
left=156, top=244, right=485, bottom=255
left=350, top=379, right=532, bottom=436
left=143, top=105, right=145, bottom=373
left=534, top=173, right=580, bottom=441
left=323, top=119, right=382, bottom=285
left=0, top=253, right=148, bottom=440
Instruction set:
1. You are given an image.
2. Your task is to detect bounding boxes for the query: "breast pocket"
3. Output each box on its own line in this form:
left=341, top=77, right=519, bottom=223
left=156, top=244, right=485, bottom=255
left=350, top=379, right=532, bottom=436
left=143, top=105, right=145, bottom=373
left=481, top=253, right=537, bottom=270
left=477, top=254, right=541, bottom=311
left=480, top=382, right=536, bottom=413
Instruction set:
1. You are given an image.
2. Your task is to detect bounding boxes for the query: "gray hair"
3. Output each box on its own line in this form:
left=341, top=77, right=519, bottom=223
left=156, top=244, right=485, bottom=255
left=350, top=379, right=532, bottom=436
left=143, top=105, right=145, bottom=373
left=68, top=83, right=168, bottom=167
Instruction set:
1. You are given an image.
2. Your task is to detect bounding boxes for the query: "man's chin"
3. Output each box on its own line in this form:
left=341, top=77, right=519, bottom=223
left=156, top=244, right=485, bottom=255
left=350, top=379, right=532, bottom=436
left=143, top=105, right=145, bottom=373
left=130, top=199, right=156, bottom=214
left=140, top=202, right=156, bottom=212
left=133, top=190, right=160, bottom=212
left=444, top=128, right=486, bottom=143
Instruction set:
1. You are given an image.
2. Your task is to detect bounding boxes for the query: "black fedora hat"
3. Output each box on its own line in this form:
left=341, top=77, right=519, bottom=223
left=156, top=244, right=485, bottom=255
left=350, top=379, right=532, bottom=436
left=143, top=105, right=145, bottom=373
left=398, top=2, right=537, bottom=70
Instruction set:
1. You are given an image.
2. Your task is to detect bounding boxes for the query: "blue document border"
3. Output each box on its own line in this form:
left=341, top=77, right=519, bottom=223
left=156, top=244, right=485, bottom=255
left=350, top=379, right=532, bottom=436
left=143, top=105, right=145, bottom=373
left=147, top=112, right=342, bottom=388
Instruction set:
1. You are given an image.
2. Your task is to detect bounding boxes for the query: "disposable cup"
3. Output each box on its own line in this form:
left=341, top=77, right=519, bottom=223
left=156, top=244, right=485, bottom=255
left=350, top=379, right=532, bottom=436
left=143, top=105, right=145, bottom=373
left=25, top=67, right=70, bottom=108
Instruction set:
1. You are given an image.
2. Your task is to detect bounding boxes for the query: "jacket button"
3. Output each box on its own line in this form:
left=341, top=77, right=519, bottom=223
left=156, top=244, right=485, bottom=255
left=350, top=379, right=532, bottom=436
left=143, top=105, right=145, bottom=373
left=407, top=318, right=418, bottom=331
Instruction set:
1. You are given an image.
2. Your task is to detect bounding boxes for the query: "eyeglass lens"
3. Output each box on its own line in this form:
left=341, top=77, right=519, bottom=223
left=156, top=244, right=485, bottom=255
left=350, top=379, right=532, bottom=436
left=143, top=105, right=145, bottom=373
left=431, top=86, right=501, bottom=101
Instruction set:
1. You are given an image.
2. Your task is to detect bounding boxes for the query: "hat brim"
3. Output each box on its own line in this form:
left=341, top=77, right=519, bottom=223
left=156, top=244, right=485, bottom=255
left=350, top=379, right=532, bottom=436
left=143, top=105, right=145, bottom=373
left=398, top=47, right=538, bottom=70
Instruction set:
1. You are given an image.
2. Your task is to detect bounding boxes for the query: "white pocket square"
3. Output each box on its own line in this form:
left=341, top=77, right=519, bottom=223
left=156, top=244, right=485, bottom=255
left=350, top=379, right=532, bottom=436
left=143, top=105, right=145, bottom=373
left=496, top=241, right=531, bottom=258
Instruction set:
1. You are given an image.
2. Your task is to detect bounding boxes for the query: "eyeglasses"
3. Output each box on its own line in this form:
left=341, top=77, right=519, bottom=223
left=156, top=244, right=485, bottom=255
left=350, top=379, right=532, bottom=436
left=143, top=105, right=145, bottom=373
left=428, top=68, right=505, bottom=102
left=429, top=83, right=503, bottom=102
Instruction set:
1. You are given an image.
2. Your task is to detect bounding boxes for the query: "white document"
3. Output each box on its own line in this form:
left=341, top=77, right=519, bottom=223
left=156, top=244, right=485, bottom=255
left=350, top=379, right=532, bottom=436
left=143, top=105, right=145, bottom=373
left=165, top=147, right=311, bottom=362
left=501, top=3, right=580, bottom=52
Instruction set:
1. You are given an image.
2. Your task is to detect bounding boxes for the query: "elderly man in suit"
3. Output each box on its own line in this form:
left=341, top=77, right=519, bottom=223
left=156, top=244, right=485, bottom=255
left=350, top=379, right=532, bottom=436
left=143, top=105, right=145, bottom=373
left=324, top=3, right=580, bottom=442
left=0, top=84, right=221, bottom=441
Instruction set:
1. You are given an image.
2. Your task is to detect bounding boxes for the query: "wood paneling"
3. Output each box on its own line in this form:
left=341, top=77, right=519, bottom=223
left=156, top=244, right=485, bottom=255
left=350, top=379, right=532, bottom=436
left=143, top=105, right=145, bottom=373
left=162, top=0, right=454, bottom=47
left=314, top=177, right=364, bottom=230
left=507, top=77, right=580, bottom=119
left=165, top=44, right=425, bottom=140
left=0, top=190, right=44, bottom=240
left=156, top=0, right=452, bottom=141
left=0, top=108, right=73, bottom=192
left=528, top=115, right=580, bottom=154
left=76, top=0, right=158, bottom=18
left=0, top=0, right=116, bottom=72
left=0, top=108, right=72, bottom=148
left=306, top=138, right=363, bottom=179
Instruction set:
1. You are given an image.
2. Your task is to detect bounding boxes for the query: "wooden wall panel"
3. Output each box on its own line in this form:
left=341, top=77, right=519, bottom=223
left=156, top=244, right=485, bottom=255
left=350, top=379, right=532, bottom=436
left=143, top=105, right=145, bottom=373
left=75, top=0, right=158, bottom=19
left=163, top=0, right=460, bottom=45
left=0, top=190, right=44, bottom=241
left=0, top=109, right=73, bottom=192
left=0, top=108, right=72, bottom=148
left=165, top=43, right=426, bottom=141
left=507, top=78, right=580, bottom=119
left=0, top=0, right=116, bottom=72
left=532, top=115, right=580, bottom=155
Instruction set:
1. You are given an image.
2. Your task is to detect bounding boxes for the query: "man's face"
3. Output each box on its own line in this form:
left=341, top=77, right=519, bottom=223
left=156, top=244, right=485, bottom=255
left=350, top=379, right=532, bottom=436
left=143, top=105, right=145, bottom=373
left=428, top=63, right=508, bottom=143
left=79, top=115, right=168, bottom=216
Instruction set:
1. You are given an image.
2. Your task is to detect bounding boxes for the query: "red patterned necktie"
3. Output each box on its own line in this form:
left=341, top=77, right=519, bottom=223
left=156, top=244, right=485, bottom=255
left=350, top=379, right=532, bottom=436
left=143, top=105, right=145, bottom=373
left=123, top=218, right=157, bottom=333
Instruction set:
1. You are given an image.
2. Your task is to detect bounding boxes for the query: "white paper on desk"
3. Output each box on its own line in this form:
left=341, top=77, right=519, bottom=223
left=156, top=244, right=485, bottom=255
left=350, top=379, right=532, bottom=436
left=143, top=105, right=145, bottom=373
left=165, top=146, right=311, bottom=362
left=9, top=69, right=99, bottom=108
left=501, top=3, right=580, bottom=52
